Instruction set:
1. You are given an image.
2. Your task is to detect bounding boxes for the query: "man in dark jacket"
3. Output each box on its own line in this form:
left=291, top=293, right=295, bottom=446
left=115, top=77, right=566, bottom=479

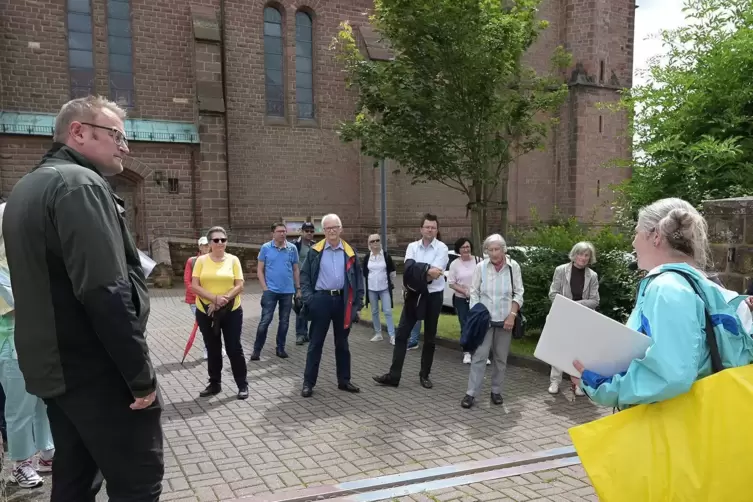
left=300, top=214, right=364, bottom=398
left=294, top=221, right=316, bottom=345
left=3, top=96, right=162, bottom=501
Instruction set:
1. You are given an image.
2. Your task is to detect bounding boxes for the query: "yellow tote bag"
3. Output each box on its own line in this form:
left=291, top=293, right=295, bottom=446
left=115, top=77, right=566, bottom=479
left=569, top=365, right=753, bottom=502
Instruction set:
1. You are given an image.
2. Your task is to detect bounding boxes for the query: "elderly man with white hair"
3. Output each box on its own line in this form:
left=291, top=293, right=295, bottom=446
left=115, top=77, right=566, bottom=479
left=547, top=241, right=600, bottom=396
left=299, top=214, right=364, bottom=398
left=461, top=234, right=524, bottom=409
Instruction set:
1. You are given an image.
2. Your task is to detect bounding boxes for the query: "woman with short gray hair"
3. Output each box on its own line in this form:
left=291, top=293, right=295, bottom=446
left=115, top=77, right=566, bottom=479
left=547, top=241, right=599, bottom=396
left=461, top=234, right=524, bottom=409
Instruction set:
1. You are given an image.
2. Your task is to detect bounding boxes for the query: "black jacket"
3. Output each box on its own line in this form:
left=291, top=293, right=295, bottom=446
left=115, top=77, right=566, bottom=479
left=461, top=303, right=490, bottom=353
left=3, top=144, right=155, bottom=399
left=362, top=251, right=396, bottom=308
left=402, top=259, right=431, bottom=321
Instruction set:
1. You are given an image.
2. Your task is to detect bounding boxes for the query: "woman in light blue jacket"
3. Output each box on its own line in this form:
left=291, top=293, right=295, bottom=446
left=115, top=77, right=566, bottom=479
left=575, top=198, right=753, bottom=409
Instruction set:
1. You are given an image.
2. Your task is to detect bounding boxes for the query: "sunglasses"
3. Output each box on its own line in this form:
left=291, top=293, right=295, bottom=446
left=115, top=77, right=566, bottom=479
left=369, top=239, right=380, bottom=244
left=212, top=238, right=227, bottom=243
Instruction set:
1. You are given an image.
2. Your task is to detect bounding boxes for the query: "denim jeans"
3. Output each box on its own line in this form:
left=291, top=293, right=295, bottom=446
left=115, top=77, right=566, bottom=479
left=409, top=321, right=421, bottom=346
left=295, top=311, right=308, bottom=337
left=368, top=289, right=395, bottom=337
left=0, top=336, right=54, bottom=461
left=253, top=291, right=293, bottom=353
left=452, top=295, right=470, bottom=336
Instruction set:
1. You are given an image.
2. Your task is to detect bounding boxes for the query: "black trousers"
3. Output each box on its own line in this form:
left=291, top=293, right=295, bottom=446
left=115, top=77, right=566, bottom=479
left=196, top=306, right=247, bottom=388
left=389, top=291, right=443, bottom=381
left=44, top=372, right=164, bottom=502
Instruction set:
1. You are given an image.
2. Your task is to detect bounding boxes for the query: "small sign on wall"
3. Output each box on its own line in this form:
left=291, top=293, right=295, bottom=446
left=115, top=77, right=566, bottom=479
left=284, top=217, right=324, bottom=237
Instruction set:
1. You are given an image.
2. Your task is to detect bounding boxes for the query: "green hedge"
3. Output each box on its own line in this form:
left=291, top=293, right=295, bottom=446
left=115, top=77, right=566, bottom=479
left=508, top=218, right=641, bottom=334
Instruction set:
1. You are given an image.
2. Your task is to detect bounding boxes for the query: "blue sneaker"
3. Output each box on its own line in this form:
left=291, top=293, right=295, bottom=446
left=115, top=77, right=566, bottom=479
left=407, top=342, right=419, bottom=351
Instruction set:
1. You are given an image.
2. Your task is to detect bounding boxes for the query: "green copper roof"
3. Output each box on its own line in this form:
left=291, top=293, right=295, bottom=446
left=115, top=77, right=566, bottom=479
left=0, top=111, right=199, bottom=144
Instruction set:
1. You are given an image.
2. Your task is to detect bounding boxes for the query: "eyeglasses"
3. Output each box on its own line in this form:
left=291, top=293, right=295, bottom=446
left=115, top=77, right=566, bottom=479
left=80, top=122, right=128, bottom=148
left=212, top=238, right=227, bottom=243
left=324, top=226, right=341, bottom=232
left=303, top=229, right=315, bottom=233
left=369, top=239, right=380, bottom=244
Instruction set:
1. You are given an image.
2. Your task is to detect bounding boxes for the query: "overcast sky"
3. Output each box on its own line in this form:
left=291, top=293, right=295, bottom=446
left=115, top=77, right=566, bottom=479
left=633, top=0, right=687, bottom=85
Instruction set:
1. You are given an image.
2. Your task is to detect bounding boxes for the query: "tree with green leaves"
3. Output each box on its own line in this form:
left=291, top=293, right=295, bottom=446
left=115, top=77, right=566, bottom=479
left=614, top=0, right=753, bottom=224
left=332, top=0, right=569, bottom=250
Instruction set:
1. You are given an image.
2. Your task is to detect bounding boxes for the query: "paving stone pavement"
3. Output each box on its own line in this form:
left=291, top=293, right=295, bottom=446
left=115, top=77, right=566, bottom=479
left=5, top=285, right=605, bottom=501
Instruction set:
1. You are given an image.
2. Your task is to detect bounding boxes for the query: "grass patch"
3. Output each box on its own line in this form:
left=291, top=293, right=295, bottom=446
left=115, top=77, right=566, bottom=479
left=360, top=304, right=540, bottom=356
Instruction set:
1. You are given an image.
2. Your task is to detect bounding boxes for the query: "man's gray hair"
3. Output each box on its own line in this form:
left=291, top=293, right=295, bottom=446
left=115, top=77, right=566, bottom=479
left=53, top=96, right=127, bottom=143
left=483, top=233, right=506, bottom=250
left=569, top=241, right=597, bottom=265
left=321, top=213, right=342, bottom=227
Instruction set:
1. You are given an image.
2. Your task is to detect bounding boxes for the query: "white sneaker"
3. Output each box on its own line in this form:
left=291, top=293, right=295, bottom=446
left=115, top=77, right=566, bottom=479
left=574, top=386, right=585, bottom=397
left=548, top=383, right=559, bottom=394
left=9, top=460, right=44, bottom=489
left=486, top=359, right=491, bottom=365
left=462, top=353, right=471, bottom=364
left=370, top=333, right=384, bottom=342
left=389, top=336, right=395, bottom=345
left=35, top=450, right=54, bottom=473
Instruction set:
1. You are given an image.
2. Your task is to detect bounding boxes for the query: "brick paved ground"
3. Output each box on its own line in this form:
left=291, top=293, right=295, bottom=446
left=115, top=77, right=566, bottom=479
left=6, top=285, right=604, bottom=501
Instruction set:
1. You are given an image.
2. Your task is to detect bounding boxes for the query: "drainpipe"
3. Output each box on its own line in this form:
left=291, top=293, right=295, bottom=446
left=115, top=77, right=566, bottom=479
left=219, top=0, right=232, bottom=230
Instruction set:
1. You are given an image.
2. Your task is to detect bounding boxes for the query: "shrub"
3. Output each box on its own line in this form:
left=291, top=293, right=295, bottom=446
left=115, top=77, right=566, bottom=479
left=508, top=218, right=640, bottom=334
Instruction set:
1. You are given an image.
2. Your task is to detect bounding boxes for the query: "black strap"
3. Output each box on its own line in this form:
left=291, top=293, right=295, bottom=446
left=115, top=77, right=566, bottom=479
left=651, top=270, right=724, bottom=374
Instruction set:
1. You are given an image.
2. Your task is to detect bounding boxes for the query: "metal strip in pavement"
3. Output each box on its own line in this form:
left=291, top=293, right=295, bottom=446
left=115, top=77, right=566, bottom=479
left=233, top=446, right=578, bottom=502
left=325, top=456, right=583, bottom=502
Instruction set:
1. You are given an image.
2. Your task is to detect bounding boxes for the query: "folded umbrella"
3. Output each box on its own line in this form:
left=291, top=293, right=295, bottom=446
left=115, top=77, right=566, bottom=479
left=181, top=321, right=199, bottom=364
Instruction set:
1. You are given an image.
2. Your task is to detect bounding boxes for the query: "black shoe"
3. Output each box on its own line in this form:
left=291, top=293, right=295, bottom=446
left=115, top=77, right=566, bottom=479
left=199, top=385, right=221, bottom=398
left=276, top=349, right=289, bottom=359
left=338, top=382, right=360, bottom=393
left=490, top=393, right=503, bottom=405
left=296, top=336, right=306, bottom=346
left=373, top=374, right=399, bottom=387
left=419, top=376, right=433, bottom=389
left=249, top=352, right=260, bottom=361
left=301, top=385, right=313, bottom=398
left=237, top=387, right=249, bottom=400
left=461, top=394, right=475, bottom=409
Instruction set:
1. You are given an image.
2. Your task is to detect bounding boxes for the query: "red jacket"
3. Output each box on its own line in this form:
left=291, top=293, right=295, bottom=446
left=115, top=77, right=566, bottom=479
left=184, top=255, right=199, bottom=304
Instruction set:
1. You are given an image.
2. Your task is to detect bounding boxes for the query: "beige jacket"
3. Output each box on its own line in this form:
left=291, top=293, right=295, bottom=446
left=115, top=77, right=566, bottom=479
left=548, top=262, right=599, bottom=310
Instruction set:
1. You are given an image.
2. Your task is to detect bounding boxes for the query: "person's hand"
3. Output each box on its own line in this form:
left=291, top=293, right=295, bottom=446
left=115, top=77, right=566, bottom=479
left=207, top=304, right=216, bottom=316
left=295, top=289, right=302, bottom=299
left=427, top=267, right=443, bottom=280
left=217, top=295, right=229, bottom=307
left=130, top=391, right=156, bottom=410
left=573, top=359, right=586, bottom=374
left=503, top=313, right=516, bottom=331
left=746, top=296, right=753, bottom=312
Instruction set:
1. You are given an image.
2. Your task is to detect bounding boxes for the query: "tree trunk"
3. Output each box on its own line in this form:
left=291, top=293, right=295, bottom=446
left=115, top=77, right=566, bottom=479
left=469, top=182, right=485, bottom=255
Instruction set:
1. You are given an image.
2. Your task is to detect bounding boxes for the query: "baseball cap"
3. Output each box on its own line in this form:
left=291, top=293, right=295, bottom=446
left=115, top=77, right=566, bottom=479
left=198, top=236, right=209, bottom=246
left=301, top=222, right=315, bottom=231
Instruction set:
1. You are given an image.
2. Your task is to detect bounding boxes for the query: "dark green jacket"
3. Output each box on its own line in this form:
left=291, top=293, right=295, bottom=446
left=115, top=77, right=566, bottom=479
left=3, top=144, right=154, bottom=399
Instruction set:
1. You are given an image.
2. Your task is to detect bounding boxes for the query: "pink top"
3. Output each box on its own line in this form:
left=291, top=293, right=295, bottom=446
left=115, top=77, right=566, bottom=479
left=448, top=257, right=476, bottom=297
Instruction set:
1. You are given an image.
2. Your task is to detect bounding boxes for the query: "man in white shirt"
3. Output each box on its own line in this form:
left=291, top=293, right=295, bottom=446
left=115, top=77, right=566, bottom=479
left=374, top=214, right=449, bottom=389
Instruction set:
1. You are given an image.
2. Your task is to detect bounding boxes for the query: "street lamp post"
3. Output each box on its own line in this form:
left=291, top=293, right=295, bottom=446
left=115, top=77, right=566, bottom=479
left=380, top=158, right=387, bottom=254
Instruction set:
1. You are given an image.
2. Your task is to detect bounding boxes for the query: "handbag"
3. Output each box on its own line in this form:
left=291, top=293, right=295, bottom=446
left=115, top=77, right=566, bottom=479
left=568, top=270, right=751, bottom=501
left=508, top=263, right=525, bottom=340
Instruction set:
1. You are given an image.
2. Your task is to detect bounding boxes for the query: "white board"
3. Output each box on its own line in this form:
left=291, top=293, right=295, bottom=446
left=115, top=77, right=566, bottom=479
left=534, top=295, right=652, bottom=378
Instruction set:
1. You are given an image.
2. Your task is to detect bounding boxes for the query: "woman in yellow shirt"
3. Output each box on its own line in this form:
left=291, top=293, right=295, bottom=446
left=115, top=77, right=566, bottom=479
left=191, top=226, right=248, bottom=400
